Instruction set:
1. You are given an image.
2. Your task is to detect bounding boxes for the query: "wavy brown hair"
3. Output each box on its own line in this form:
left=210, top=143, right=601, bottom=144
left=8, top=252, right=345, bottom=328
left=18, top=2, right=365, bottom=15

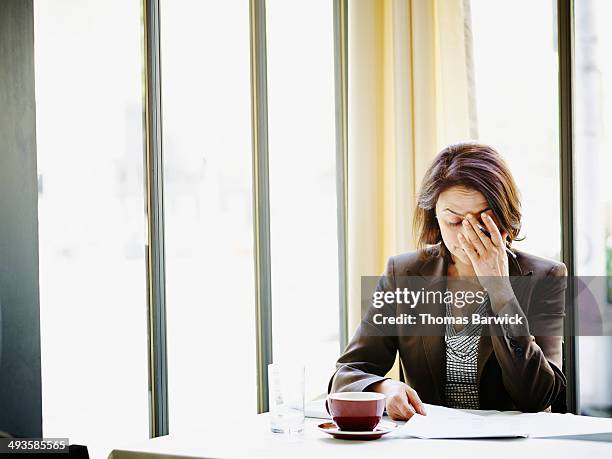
left=413, top=142, right=523, bottom=261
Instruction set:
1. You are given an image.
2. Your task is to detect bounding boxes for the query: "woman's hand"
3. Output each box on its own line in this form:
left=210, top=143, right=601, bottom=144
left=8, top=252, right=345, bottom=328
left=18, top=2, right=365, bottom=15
left=457, top=212, right=514, bottom=311
left=369, top=379, right=426, bottom=420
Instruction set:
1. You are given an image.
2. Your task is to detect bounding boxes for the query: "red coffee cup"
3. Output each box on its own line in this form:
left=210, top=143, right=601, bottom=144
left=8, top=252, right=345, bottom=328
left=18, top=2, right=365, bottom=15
left=326, top=392, right=386, bottom=431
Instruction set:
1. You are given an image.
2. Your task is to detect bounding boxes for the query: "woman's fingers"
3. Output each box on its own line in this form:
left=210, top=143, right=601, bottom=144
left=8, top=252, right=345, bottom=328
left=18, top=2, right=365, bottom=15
left=397, top=393, right=416, bottom=419
left=386, top=402, right=408, bottom=420
left=458, top=232, right=479, bottom=266
left=461, top=217, right=486, bottom=256
left=482, top=212, right=505, bottom=248
left=466, top=213, right=495, bottom=251
left=406, top=386, right=427, bottom=415
left=390, top=391, right=414, bottom=420
left=383, top=382, right=426, bottom=421
left=387, top=390, right=418, bottom=420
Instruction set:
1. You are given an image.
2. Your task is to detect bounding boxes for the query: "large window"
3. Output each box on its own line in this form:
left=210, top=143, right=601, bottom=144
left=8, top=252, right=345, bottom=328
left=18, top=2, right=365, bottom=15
left=471, top=0, right=612, bottom=416
left=34, top=1, right=149, bottom=456
left=159, top=0, right=257, bottom=434
left=266, top=0, right=340, bottom=401
left=573, top=0, right=612, bottom=416
left=470, top=0, right=561, bottom=261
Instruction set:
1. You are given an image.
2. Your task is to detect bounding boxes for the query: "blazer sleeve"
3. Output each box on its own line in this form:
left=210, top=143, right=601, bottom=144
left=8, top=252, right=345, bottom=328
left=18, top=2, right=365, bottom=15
left=487, top=262, right=568, bottom=412
left=327, top=256, right=399, bottom=394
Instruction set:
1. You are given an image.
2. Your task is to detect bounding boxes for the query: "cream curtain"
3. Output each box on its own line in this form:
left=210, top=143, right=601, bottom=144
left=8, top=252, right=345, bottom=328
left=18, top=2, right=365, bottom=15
left=347, top=0, right=478, bottom=349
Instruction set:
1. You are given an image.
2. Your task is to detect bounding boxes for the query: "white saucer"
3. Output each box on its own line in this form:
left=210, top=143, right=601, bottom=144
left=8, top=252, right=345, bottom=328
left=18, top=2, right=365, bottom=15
left=317, top=420, right=398, bottom=440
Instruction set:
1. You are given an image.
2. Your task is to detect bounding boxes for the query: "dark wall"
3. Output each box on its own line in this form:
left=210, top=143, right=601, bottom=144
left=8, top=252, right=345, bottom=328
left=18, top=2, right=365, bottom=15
left=0, top=0, right=42, bottom=437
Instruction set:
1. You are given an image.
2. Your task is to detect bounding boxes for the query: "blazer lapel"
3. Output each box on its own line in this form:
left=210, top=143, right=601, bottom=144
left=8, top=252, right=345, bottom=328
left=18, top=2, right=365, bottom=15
left=414, top=250, right=447, bottom=404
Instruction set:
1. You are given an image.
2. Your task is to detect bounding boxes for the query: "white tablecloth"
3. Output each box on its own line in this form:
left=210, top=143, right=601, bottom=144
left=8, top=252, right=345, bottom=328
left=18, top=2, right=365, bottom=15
left=108, top=410, right=612, bottom=459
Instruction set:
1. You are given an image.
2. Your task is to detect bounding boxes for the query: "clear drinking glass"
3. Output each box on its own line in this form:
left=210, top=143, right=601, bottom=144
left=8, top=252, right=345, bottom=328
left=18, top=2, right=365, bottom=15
left=268, top=363, right=305, bottom=433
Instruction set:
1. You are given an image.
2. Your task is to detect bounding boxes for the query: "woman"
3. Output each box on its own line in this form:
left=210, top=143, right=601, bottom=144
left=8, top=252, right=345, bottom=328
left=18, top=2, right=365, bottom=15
left=328, top=142, right=567, bottom=419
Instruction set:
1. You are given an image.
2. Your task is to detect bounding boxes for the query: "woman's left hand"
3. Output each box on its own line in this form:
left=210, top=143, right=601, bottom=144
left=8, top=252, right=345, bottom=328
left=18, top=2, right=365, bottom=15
left=457, top=212, right=514, bottom=310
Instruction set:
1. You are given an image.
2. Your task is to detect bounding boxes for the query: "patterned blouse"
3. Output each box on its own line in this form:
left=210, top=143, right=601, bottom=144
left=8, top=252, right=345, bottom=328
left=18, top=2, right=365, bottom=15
left=443, top=295, right=489, bottom=409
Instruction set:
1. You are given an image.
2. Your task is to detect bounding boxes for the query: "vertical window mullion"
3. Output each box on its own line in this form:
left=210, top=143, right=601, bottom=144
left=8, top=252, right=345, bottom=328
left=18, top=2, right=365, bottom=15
left=250, top=0, right=273, bottom=414
left=334, top=0, right=349, bottom=352
left=557, top=0, right=578, bottom=414
left=143, top=0, right=169, bottom=436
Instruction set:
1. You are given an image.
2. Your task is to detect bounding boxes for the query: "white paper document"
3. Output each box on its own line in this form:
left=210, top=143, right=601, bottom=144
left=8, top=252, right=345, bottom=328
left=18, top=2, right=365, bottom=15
left=488, top=411, right=612, bottom=438
left=395, top=403, right=612, bottom=439
left=305, top=399, right=331, bottom=419
left=395, top=410, right=529, bottom=439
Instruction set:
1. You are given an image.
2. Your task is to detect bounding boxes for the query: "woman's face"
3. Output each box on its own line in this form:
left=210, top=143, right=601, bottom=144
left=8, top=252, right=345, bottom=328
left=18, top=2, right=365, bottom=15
left=435, top=185, right=502, bottom=265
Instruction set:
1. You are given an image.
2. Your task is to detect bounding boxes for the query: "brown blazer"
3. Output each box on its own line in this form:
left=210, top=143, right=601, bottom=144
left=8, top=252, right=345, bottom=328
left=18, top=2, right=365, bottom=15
left=328, top=244, right=568, bottom=412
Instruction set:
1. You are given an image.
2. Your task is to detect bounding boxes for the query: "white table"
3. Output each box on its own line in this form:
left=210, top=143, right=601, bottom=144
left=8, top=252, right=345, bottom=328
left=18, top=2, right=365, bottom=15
left=108, top=412, right=612, bottom=459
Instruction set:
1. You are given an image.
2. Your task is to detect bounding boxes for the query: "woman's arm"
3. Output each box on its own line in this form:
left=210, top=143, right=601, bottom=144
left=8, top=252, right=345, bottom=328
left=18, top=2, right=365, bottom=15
left=458, top=212, right=567, bottom=412
left=328, top=256, right=399, bottom=394
left=328, top=255, right=426, bottom=419
left=487, top=263, right=567, bottom=412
